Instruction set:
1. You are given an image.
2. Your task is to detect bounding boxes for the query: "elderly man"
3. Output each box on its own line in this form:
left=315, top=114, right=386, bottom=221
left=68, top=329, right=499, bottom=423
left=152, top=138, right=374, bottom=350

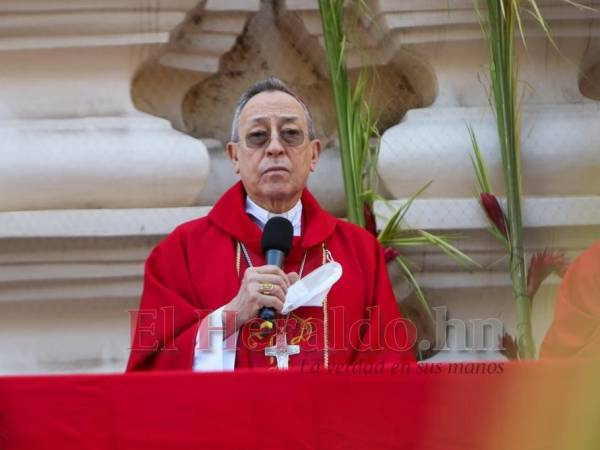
left=127, top=77, right=415, bottom=371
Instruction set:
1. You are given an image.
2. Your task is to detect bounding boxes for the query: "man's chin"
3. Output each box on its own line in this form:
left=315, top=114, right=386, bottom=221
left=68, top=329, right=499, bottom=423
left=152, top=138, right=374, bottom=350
left=259, top=182, right=297, bottom=201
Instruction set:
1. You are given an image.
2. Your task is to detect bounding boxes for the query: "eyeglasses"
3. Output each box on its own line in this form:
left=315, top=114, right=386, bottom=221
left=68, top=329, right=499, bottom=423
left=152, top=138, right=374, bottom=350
left=244, top=127, right=305, bottom=149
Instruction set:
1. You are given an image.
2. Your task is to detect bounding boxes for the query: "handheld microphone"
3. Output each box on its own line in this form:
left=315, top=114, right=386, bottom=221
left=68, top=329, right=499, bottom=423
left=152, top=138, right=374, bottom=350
left=259, top=216, right=294, bottom=322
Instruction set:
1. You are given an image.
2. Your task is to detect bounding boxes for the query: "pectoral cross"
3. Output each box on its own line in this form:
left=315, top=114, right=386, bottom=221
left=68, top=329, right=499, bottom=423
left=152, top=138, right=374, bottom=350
left=265, top=331, right=300, bottom=370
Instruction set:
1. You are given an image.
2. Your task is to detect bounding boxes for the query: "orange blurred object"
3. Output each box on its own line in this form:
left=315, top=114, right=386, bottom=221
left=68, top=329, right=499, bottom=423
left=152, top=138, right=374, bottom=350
left=541, top=240, right=600, bottom=359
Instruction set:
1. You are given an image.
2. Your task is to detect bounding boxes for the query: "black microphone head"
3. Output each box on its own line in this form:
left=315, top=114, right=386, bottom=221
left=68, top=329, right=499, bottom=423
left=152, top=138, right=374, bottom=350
left=261, top=216, right=294, bottom=256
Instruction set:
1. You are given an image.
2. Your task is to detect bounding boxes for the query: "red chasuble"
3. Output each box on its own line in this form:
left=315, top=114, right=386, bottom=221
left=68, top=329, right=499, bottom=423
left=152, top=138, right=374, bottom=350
left=540, top=239, right=600, bottom=359
left=127, top=182, right=416, bottom=371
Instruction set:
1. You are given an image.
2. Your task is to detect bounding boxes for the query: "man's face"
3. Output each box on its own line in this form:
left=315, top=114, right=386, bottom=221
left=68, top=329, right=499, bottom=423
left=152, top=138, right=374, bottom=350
left=227, top=90, right=321, bottom=209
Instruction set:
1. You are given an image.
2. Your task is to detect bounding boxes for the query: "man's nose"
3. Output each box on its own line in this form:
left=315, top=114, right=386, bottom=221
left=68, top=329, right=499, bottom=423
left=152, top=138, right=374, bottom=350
left=265, top=131, right=285, bottom=156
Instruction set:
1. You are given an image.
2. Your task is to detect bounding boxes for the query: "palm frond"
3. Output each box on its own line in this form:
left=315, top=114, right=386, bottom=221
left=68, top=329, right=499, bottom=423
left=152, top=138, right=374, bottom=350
left=561, top=0, right=597, bottom=11
left=394, top=255, right=434, bottom=323
left=417, top=230, right=482, bottom=268
left=321, top=0, right=481, bottom=339
left=468, top=125, right=494, bottom=194
left=319, top=0, right=372, bottom=227
left=377, top=181, right=433, bottom=243
left=480, top=0, right=534, bottom=359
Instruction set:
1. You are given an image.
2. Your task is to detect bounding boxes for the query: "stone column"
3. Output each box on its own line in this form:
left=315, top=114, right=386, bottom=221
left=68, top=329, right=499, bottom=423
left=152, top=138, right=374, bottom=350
left=0, top=0, right=212, bottom=211
left=0, top=0, right=216, bottom=374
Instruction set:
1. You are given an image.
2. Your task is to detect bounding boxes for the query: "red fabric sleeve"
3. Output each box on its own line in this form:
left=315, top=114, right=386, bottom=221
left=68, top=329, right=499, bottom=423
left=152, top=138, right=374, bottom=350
left=351, top=237, right=416, bottom=364
left=540, top=241, right=600, bottom=359
left=126, top=227, right=208, bottom=371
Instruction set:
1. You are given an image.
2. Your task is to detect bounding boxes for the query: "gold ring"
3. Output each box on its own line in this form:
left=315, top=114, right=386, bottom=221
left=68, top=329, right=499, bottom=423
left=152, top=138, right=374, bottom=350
left=259, top=282, right=274, bottom=295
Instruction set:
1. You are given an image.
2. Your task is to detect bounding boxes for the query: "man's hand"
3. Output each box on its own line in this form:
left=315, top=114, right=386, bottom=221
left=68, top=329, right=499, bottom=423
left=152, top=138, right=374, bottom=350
left=223, top=265, right=298, bottom=332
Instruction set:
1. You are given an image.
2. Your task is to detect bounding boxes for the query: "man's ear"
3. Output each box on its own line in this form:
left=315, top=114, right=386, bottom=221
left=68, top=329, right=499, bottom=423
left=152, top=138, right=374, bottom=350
left=309, top=139, right=322, bottom=172
left=226, top=142, right=240, bottom=174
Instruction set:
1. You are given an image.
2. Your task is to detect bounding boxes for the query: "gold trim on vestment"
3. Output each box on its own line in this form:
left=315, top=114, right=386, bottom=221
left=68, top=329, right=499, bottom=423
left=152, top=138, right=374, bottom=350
left=235, top=240, right=329, bottom=368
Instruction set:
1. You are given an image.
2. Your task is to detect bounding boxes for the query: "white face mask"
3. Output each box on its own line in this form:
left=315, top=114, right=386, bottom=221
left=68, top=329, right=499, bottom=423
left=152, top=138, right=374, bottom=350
left=281, top=261, right=343, bottom=315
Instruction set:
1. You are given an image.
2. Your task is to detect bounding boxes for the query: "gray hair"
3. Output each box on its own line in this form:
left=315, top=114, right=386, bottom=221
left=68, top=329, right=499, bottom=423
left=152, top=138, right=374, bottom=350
left=230, top=76, right=316, bottom=142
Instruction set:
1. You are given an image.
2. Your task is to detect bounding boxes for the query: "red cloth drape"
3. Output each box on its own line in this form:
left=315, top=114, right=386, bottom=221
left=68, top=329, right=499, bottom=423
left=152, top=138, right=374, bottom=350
left=1, top=361, right=599, bottom=450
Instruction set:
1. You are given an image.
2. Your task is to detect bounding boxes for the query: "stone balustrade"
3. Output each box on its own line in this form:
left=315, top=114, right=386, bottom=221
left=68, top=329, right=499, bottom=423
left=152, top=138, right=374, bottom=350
left=0, top=0, right=212, bottom=211
left=0, top=0, right=214, bottom=373
left=133, top=0, right=261, bottom=130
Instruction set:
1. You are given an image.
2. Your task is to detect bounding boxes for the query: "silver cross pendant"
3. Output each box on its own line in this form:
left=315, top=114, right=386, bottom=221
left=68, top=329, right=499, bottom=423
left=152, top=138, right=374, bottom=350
left=265, top=331, right=300, bottom=370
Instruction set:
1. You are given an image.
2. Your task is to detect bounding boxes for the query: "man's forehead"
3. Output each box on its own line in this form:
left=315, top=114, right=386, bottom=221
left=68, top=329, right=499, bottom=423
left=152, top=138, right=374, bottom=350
left=246, top=114, right=302, bottom=125
left=239, top=90, right=307, bottom=125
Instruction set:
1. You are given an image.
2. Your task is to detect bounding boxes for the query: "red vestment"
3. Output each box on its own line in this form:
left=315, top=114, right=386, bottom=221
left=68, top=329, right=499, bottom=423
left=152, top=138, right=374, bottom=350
left=540, top=240, right=600, bottom=359
left=127, top=182, right=416, bottom=371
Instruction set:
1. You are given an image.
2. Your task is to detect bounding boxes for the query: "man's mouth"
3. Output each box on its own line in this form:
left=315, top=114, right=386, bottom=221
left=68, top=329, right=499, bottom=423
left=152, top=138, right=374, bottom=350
left=263, top=166, right=290, bottom=174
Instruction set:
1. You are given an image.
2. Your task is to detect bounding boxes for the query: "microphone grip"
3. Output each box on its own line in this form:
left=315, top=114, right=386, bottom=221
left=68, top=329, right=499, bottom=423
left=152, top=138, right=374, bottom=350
left=258, top=306, right=276, bottom=322
left=265, top=249, right=285, bottom=268
left=259, top=249, right=286, bottom=322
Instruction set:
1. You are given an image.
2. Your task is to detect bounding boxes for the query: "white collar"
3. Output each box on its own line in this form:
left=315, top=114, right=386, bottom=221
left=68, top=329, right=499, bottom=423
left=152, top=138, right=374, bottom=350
left=245, top=196, right=302, bottom=236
